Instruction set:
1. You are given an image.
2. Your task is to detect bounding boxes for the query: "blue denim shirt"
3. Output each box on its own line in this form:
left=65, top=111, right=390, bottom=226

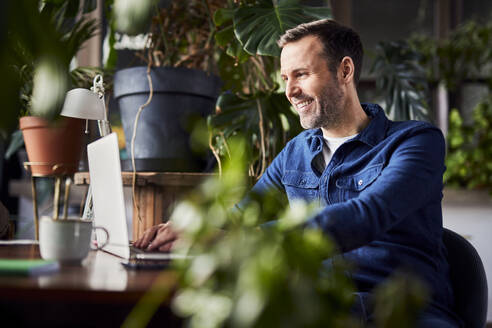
left=251, top=103, right=456, bottom=320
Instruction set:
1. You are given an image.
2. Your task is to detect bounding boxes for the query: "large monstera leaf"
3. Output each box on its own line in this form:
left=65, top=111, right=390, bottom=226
left=215, top=8, right=251, bottom=63
left=211, top=91, right=298, bottom=140
left=209, top=91, right=302, bottom=170
left=233, top=0, right=331, bottom=57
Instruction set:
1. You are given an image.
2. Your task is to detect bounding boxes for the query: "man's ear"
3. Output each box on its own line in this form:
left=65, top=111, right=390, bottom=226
left=338, top=56, right=355, bottom=84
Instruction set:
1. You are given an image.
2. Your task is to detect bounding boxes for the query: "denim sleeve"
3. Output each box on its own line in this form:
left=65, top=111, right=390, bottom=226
left=252, top=149, right=286, bottom=194
left=306, top=127, right=446, bottom=252
left=235, top=146, right=286, bottom=212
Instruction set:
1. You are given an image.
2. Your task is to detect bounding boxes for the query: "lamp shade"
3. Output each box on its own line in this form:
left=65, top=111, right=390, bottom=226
left=61, top=88, right=106, bottom=120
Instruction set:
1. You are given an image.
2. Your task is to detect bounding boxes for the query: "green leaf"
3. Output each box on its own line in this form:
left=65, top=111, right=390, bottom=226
left=371, top=41, right=430, bottom=121
left=214, top=8, right=234, bottom=27
left=226, top=42, right=250, bottom=63
left=214, top=8, right=250, bottom=63
left=215, top=25, right=235, bottom=47
left=30, top=56, right=68, bottom=118
left=104, top=20, right=118, bottom=70
left=233, top=0, right=331, bottom=57
left=114, top=0, right=156, bottom=36
left=373, top=271, right=428, bottom=328
left=210, top=90, right=301, bottom=174
left=64, top=18, right=99, bottom=61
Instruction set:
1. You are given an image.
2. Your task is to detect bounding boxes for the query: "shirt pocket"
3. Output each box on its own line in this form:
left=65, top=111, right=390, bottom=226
left=282, top=171, right=319, bottom=203
left=336, top=164, right=383, bottom=201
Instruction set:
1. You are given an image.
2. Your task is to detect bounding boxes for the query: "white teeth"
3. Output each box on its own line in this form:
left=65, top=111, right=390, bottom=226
left=295, top=99, right=313, bottom=110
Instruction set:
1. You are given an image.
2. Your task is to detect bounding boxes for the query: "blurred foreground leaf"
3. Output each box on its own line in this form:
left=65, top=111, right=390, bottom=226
left=166, top=138, right=357, bottom=328
left=1, top=1, right=100, bottom=132
left=373, top=271, right=429, bottom=328
left=113, top=0, right=156, bottom=36
left=30, top=57, right=68, bottom=118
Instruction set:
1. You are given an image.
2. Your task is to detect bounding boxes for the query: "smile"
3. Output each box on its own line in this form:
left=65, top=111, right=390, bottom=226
left=294, top=99, right=314, bottom=111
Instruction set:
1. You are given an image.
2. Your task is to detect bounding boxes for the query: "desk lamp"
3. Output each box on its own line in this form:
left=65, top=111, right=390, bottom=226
left=61, top=75, right=110, bottom=137
left=61, top=74, right=111, bottom=219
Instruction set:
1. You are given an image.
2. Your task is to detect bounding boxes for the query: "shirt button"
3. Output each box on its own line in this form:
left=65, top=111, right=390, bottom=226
left=358, top=179, right=363, bottom=186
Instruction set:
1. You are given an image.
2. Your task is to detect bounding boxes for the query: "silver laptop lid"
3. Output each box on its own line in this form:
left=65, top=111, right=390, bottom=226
left=87, top=133, right=130, bottom=259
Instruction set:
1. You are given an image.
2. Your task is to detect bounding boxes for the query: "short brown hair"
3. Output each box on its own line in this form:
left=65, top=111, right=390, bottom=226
left=278, top=19, right=364, bottom=86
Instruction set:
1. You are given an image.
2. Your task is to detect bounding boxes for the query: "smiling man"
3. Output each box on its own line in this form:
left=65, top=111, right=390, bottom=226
left=280, top=32, right=367, bottom=138
left=135, top=19, right=461, bottom=327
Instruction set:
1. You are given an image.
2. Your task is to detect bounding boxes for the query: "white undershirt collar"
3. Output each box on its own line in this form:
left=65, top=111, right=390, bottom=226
left=322, top=133, right=358, bottom=167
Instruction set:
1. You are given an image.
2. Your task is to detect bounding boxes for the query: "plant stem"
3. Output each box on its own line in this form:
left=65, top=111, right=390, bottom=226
left=256, top=98, right=267, bottom=178
left=250, top=56, right=272, bottom=92
left=209, top=132, right=223, bottom=176
left=131, top=59, right=154, bottom=224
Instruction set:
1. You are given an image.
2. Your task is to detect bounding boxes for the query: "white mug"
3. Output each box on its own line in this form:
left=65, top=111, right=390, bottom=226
left=39, top=216, right=109, bottom=263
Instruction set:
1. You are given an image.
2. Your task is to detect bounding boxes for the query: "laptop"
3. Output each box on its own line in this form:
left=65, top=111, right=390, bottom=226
left=87, top=132, right=184, bottom=262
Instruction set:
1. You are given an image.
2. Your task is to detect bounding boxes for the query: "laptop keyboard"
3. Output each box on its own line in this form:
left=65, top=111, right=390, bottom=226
left=129, top=244, right=165, bottom=255
left=121, top=258, right=170, bottom=270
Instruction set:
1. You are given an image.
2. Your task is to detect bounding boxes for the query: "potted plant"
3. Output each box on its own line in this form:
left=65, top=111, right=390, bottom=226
left=9, top=0, right=104, bottom=176
left=1, top=1, right=80, bottom=133
left=112, top=0, right=223, bottom=172
left=110, top=0, right=331, bottom=176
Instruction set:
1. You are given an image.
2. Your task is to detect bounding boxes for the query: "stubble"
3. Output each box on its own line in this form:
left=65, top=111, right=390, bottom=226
left=299, top=82, right=344, bottom=130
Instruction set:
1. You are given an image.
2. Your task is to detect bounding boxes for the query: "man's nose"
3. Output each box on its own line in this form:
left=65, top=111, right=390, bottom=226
left=285, top=80, right=301, bottom=99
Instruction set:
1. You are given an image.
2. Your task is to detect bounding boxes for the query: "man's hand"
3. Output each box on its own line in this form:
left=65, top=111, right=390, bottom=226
left=133, top=221, right=178, bottom=252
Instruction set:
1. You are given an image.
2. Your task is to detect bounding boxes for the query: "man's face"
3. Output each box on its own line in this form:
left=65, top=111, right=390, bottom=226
left=280, top=35, right=344, bottom=130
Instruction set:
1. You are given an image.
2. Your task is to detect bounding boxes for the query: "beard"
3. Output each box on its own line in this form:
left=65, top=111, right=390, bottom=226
left=298, top=83, right=344, bottom=130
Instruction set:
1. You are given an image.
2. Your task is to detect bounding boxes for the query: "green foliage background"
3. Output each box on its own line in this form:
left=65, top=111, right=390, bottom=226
left=445, top=98, right=492, bottom=194
left=374, top=22, right=492, bottom=193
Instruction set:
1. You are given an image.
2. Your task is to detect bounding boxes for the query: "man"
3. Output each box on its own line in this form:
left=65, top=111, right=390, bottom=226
left=135, top=20, right=461, bottom=327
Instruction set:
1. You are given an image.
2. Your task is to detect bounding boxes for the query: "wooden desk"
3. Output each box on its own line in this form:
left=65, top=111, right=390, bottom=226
left=0, top=244, right=180, bottom=327
left=74, top=172, right=213, bottom=240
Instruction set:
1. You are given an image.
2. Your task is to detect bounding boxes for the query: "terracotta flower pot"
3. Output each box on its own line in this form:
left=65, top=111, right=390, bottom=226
left=20, top=116, right=84, bottom=176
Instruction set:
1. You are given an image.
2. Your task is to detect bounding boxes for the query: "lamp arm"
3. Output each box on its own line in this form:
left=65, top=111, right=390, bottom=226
left=97, top=96, right=111, bottom=136
left=98, top=120, right=111, bottom=137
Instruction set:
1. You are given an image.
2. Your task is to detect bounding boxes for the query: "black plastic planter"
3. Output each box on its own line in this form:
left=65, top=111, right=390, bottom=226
left=113, top=66, right=221, bottom=172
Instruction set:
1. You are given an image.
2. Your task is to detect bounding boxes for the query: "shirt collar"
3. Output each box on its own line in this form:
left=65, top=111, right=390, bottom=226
left=355, top=103, right=389, bottom=147
left=305, top=103, right=389, bottom=149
